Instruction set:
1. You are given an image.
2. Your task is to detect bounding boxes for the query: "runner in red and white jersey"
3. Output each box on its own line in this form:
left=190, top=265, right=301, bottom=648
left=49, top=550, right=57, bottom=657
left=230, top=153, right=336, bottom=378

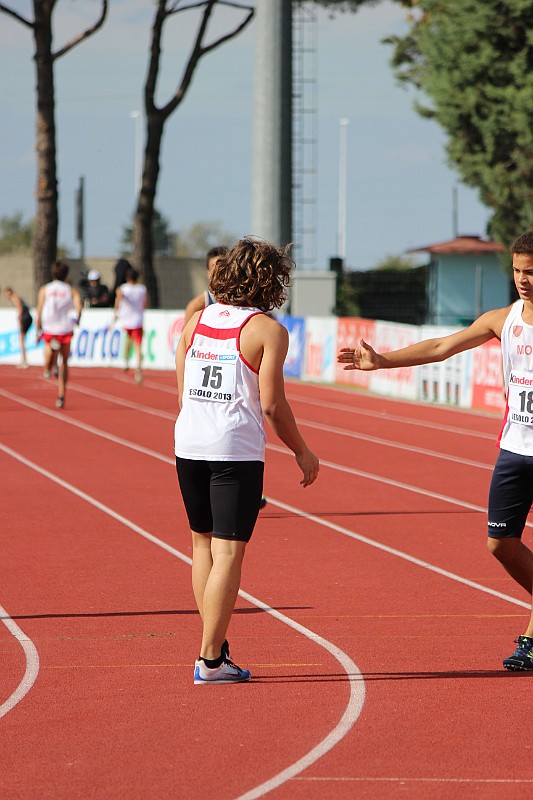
left=338, top=229, right=533, bottom=671
left=113, top=266, right=147, bottom=383
left=174, top=237, right=319, bottom=684
left=36, top=261, right=82, bottom=409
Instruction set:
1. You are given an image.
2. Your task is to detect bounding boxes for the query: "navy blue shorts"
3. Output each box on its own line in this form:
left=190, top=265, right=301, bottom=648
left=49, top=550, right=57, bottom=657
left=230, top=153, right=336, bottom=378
left=487, top=449, right=533, bottom=539
left=175, top=458, right=264, bottom=543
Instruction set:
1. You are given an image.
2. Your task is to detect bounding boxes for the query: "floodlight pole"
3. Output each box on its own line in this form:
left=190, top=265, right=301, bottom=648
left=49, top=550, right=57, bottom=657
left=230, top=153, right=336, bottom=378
left=337, top=117, right=349, bottom=262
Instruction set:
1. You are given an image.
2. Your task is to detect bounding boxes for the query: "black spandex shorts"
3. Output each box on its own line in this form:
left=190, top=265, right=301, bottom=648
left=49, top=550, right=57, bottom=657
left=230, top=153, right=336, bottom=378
left=488, top=449, right=533, bottom=539
left=21, top=313, right=33, bottom=335
left=175, top=458, right=264, bottom=543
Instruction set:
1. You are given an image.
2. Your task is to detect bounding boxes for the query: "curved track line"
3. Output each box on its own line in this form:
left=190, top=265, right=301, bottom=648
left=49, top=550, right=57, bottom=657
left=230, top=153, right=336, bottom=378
left=0, top=442, right=366, bottom=799
left=0, top=605, right=40, bottom=719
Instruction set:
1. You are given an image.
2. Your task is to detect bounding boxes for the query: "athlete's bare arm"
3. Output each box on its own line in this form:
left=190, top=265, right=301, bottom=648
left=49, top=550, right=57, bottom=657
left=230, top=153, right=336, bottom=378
left=175, top=311, right=201, bottom=408
left=72, top=288, right=83, bottom=324
left=184, top=293, right=206, bottom=325
left=242, top=315, right=319, bottom=487
left=338, top=306, right=511, bottom=371
left=35, top=286, right=46, bottom=332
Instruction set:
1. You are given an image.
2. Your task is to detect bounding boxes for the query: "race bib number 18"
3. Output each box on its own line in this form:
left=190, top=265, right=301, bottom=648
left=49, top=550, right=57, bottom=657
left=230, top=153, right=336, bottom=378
left=508, top=370, right=533, bottom=426
left=187, top=352, right=238, bottom=403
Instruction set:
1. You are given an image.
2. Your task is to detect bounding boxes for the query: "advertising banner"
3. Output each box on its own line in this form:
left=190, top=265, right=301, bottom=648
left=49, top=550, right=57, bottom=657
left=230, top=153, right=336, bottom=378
left=302, top=317, right=337, bottom=383
left=279, top=316, right=305, bottom=378
left=471, top=340, right=506, bottom=414
left=0, top=309, right=185, bottom=371
left=368, top=320, right=421, bottom=400
left=335, top=317, right=376, bottom=388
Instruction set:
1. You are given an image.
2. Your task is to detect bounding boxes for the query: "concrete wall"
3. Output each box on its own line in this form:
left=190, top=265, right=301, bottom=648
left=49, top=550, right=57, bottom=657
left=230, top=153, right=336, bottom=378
left=290, top=271, right=337, bottom=317
left=0, top=254, right=337, bottom=317
left=0, top=253, right=206, bottom=310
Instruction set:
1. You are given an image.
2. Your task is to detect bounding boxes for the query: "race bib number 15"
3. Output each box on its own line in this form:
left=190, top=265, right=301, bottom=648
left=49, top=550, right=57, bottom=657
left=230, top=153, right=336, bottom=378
left=508, top=370, right=533, bottom=426
left=188, top=353, right=238, bottom=403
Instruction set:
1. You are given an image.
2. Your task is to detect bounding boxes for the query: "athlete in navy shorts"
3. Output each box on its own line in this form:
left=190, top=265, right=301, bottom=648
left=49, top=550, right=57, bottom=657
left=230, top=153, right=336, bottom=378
left=338, top=229, right=533, bottom=671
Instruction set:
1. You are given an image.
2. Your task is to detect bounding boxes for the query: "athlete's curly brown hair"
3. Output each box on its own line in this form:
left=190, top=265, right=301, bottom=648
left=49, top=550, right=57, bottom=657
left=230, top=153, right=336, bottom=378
left=209, top=237, right=293, bottom=311
left=511, top=231, right=533, bottom=255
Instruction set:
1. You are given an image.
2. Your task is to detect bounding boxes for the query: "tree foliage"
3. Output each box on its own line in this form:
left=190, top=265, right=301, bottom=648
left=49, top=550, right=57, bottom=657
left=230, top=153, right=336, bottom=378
left=172, top=221, right=236, bottom=257
left=134, top=0, right=254, bottom=307
left=0, top=1, right=108, bottom=287
left=121, top=209, right=173, bottom=257
left=373, top=253, right=416, bottom=271
left=386, top=0, right=533, bottom=246
left=0, top=213, right=33, bottom=255
left=121, top=214, right=235, bottom=258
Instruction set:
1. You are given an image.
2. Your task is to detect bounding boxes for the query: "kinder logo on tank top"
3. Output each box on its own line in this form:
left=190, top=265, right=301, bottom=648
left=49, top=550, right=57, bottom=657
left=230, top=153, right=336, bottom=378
left=190, top=347, right=237, bottom=362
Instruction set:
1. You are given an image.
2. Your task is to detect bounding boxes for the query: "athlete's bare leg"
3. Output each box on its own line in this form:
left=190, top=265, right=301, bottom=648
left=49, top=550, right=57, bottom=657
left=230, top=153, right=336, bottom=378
left=199, top=537, right=246, bottom=660
left=124, top=333, right=132, bottom=370
left=56, top=342, right=71, bottom=404
left=19, top=329, right=27, bottom=365
left=191, top=530, right=213, bottom=620
left=487, top=537, right=533, bottom=635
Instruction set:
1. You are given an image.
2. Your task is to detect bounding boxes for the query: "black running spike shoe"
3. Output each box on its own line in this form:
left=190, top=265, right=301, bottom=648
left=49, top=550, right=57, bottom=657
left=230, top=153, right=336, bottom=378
left=503, top=635, right=533, bottom=671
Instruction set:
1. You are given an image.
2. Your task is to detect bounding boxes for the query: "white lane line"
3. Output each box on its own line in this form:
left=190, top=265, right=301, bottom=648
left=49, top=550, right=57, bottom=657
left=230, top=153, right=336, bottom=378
left=0, top=442, right=365, bottom=798
left=0, top=388, right=493, bottom=512
left=113, top=374, right=176, bottom=394
left=103, top=373, right=498, bottom=442
left=70, top=380, right=497, bottom=468
left=294, top=777, right=533, bottom=784
left=297, top=418, right=493, bottom=471
left=264, top=497, right=530, bottom=610
left=0, top=604, right=40, bottom=719
left=2, top=387, right=532, bottom=576
left=286, top=393, right=497, bottom=440
left=267, top=443, right=491, bottom=515
left=69, top=382, right=175, bottom=420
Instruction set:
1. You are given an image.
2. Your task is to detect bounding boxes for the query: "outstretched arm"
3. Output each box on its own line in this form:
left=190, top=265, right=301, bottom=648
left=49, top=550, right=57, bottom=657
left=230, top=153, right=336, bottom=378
left=338, top=306, right=510, bottom=371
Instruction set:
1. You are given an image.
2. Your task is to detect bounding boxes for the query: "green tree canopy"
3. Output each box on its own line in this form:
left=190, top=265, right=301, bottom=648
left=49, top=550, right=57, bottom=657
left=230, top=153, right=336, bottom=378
left=0, top=213, right=33, bottom=254
left=121, top=208, right=172, bottom=256
left=373, top=253, right=416, bottom=271
left=121, top=214, right=235, bottom=258
left=172, top=221, right=236, bottom=257
left=387, top=0, right=533, bottom=246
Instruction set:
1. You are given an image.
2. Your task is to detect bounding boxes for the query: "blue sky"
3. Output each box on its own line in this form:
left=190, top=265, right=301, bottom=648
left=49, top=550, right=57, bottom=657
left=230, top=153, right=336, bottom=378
left=0, top=1, right=491, bottom=271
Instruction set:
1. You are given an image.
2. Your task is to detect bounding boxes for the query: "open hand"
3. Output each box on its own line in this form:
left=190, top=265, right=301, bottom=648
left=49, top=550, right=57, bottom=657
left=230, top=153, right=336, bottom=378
left=337, top=339, right=379, bottom=371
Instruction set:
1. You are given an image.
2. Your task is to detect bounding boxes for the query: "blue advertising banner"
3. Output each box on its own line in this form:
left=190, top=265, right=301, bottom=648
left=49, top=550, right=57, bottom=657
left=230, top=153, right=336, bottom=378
left=279, top=316, right=305, bottom=378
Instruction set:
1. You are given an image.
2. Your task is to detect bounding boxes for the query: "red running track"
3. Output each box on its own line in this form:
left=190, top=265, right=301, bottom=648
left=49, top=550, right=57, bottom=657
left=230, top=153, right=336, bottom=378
left=0, top=365, right=532, bottom=800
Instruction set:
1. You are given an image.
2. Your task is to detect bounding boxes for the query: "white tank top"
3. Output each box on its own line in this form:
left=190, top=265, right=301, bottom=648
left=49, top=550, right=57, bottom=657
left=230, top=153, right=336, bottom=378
left=41, top=281, right=75, bottom=335
left=498, top=300, right=533, bottom=455
left=118, top=283, right=146, bottom=329
left=174, top=304, right=266, bottom=461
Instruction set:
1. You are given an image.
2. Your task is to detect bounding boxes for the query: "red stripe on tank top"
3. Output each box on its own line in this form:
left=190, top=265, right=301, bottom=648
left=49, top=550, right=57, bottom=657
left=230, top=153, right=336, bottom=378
left=194, top=323, right=242, bottom=340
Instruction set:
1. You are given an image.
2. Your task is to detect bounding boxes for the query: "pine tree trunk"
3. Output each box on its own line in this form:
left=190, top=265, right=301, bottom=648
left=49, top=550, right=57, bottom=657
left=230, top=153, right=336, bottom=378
left=133, top=115, right=163, bottom=308
left=33, top=0, right=58, bottom=290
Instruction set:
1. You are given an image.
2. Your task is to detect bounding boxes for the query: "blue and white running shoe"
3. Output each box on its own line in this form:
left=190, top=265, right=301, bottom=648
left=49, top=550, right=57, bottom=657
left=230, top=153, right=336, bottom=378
left=194, top=658, right=251, bottom=685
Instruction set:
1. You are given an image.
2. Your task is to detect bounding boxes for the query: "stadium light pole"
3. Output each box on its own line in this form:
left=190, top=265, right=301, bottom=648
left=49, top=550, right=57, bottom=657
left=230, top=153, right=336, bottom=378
left=337, top=117, right=349, bottom=262
left=130, top=110, right=142, bottom=197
